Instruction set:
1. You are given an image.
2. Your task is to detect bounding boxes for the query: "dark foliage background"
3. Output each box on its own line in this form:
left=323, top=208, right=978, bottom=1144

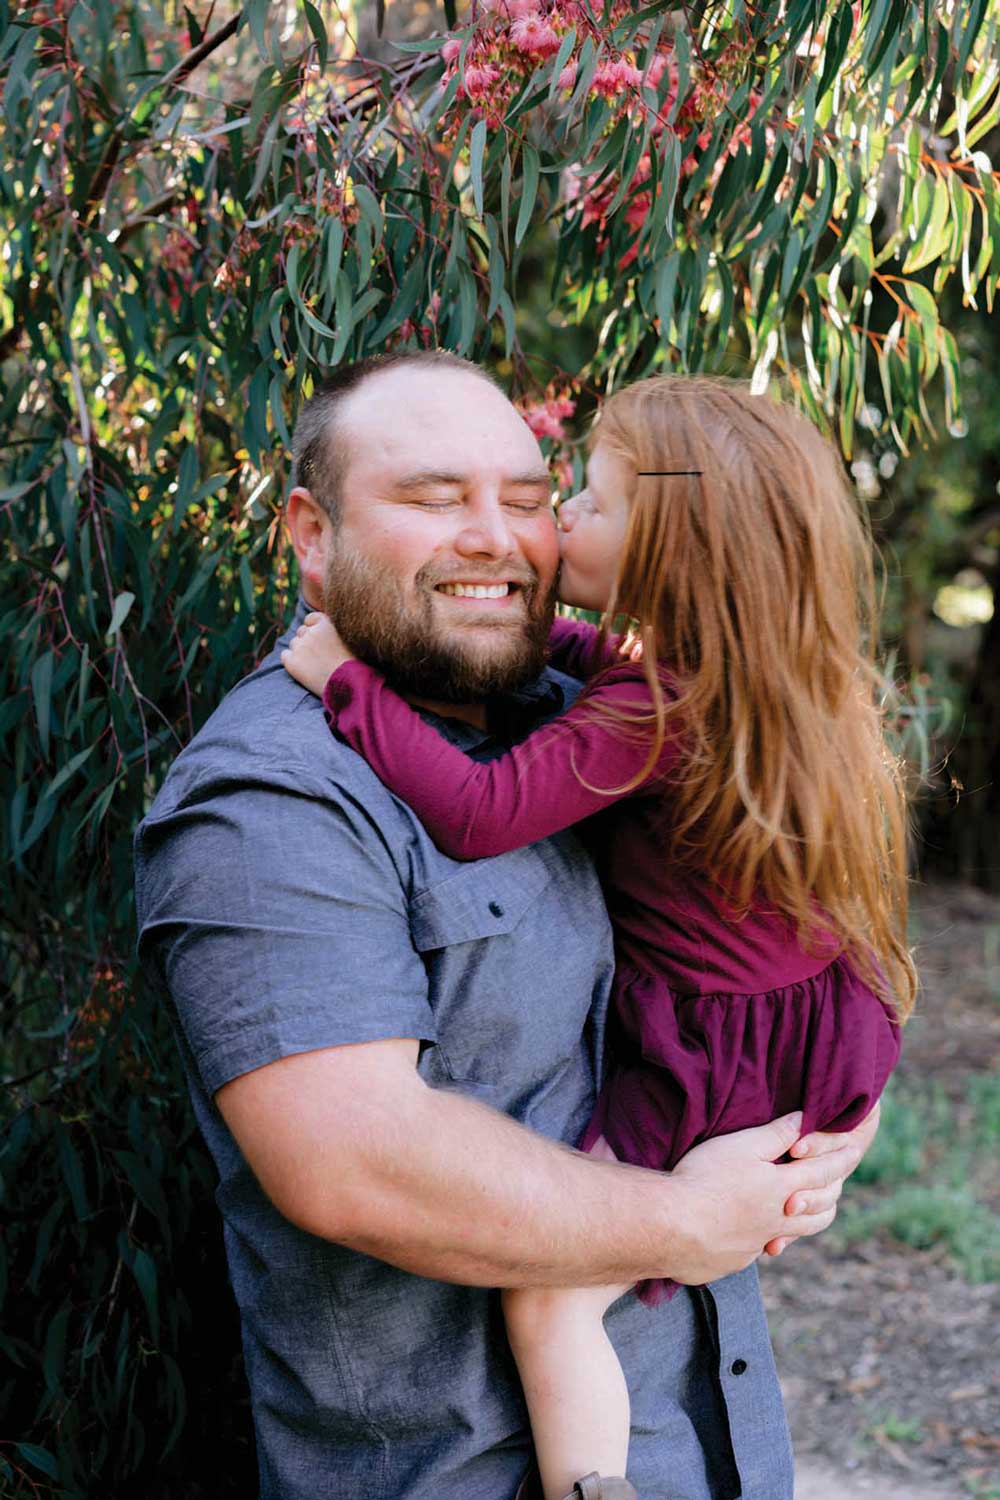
left=2, top=0, right=998, bottom=1492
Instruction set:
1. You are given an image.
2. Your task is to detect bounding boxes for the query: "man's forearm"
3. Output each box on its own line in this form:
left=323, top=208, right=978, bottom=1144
left=327, top=1084, right=681, bottom=1286
left=220, top=1041, right=863, bottom=1289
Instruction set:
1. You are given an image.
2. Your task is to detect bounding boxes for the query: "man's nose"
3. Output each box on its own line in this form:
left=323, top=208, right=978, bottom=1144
left=453, top=500, right=517, bottom=557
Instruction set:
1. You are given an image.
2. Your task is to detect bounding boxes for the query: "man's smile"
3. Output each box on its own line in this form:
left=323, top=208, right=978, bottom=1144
left=435, top=580, right=522, bottom=605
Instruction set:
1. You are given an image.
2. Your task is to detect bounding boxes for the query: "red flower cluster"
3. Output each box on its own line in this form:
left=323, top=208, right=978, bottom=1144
left=519, top=388, right=576, bottom=442
left=443, top=0, right=648, bottom=129
left=566, top=42, right=767, bottom=270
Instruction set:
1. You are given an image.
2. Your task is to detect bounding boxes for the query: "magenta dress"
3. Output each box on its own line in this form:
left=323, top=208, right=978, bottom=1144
left=322, top=619, right=900, bottom=1304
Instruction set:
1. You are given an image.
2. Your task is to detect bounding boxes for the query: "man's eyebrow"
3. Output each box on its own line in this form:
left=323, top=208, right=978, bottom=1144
left=391, top=470, right=552, bottom=491
left=507, top=470, right=553, bottom=488
left=392, top=471, right=466, bottom=491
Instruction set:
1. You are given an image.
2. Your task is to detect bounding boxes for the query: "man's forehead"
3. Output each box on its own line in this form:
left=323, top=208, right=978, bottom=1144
left=342, top=367, right=542, bottom=477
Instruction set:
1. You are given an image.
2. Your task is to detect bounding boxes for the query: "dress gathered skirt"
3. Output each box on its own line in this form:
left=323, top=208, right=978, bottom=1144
left=579, top=953, right=901, bottom=1305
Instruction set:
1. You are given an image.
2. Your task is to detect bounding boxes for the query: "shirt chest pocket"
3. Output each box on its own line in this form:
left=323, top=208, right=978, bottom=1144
left=408, top=852, right=553, bottom=1091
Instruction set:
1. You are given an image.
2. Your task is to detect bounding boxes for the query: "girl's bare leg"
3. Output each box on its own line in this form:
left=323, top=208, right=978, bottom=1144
left=502, top=1279, right=633, bottom=1500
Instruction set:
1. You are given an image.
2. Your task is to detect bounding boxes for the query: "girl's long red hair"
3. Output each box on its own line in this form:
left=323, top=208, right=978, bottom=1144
left=591, top=375, right=916, bottom=1020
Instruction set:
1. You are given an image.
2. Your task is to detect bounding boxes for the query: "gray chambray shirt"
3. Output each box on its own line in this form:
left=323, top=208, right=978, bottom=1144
left=134, top=600, right=793, bottom=1500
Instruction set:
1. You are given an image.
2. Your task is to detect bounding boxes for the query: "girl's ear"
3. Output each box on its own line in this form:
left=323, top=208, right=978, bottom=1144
left=285, top=489, right=335, bottom=607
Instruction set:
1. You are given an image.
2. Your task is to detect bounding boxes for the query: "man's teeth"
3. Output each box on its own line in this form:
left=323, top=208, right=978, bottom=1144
left=438, top=582, right=511, bottom=598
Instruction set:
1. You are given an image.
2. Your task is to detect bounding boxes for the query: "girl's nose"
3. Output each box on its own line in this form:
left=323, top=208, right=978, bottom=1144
left=559, top=495, right=579, bottom=531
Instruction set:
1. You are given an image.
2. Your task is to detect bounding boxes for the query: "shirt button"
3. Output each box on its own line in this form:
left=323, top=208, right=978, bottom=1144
left=730, top=1358, right=748, bottom=1376
left=488, top=901, right=505, bottom=917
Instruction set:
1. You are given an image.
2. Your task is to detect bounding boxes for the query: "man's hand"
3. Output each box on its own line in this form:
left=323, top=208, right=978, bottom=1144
left=281, top=611, right=355, bottom=698
left=664, top=1111, right=871, bottom=1285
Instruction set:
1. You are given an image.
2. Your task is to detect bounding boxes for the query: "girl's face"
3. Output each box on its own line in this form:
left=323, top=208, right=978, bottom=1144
left=557, top=443, right=632, bottom=612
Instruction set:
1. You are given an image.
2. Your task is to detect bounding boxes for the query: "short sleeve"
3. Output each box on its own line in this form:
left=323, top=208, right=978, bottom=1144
left=135, top=767, right=435, bottom=1097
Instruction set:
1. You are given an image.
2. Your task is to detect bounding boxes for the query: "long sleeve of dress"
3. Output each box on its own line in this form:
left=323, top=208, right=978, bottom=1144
left=546, top=616, right=622, bottom=679
left=323, top=660, right=681, bottom=861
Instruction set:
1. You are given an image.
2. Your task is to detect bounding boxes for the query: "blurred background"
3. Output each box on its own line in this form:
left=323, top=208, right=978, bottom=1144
left=1, top=1, right=997, bottom=1495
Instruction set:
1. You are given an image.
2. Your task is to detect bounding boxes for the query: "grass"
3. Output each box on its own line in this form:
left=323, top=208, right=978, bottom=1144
left=866, top=1410, right=925, bottom=1444
left=835, top=1075, right=1000, bottom=1283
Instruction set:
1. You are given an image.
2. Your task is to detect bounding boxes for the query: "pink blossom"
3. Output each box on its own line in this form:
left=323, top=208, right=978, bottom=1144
left=624, top=191, right=651, bottom=231
left=441, top=38, right=461, bottom=63
left=556, top=60, right=578, bottom=91
left=521, top=394, right=576, bottom=441
left=463, top=62, right=500, bottom=99
left=644, top=52, right=675, bottom=91
left=522, top=404, right=566, bottom=441
left=508, top=0, right=542, bottom=15
left=591, top=58, right=642, bottom=100
left=581, top=183, right=612, bottom=228
left=510, top=14, right=561, bottom=57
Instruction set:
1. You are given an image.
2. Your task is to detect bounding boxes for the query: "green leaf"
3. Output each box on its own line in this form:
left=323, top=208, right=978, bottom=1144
left=645, top=129, right=681, bottom=250
left=248, top=112, right=282, bottom=203
left=107, top=591, right=136, bottom=639
left=548, top=27, right=577, bottom=98
left=298, top=301, right=338, bottom=341
left=515, top=143, right=540, bottom=248
left=3, top=25, right=38, bottom=122
left=392, top=33, right=465, bottom=53
left=15, top=1446, right=58, bottom=1482
left=128, top=1245, right=160, bottom=1343
left=654, top=255, right=680, bottom=343
left=816, top=1, right=854, bottom=104
left=248, top=0, right=271, bottom=61
left=30, top=650, right=53, bottom=758
left=469, top=118, right=487, bottom=220
left=43, top=1304, right=70, bottom=1397
left=500, top=149, right=512, bottom=260
left=331, top=269, right=354, bottom=364
left=57, top=1127, right=88, bottom=1220
left=303, top=0, right=328, bottom=71
left=497, top=289, right=517, bottom=359
left=43, top=746, right=96, bottom=802
left=286, top=240, right=303, bottom=305
left=353, top=182, right=384, bottom=248
left=456, top=261, right=477, bottom=354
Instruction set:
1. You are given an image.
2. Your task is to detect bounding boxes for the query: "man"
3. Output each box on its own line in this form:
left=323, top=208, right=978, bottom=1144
left=134, top=350, right=876, bottom=1500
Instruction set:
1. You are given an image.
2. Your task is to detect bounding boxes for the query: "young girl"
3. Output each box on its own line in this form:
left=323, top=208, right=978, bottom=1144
left=282, top=376, right=913, bottom=1500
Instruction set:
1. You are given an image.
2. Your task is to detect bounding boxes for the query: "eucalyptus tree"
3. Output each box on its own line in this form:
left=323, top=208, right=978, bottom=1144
left=1, top=0, right=998, bottom=1491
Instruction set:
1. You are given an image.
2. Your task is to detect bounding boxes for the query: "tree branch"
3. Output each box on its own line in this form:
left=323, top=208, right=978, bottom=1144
left=81, top=12, right=241, bottom=229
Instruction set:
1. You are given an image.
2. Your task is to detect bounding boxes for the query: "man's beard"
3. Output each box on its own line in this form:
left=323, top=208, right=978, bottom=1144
left=322, top=545, right=556, bottom=704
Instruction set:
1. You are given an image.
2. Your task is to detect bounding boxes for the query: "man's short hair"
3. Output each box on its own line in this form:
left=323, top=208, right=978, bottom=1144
left=290, top=351, right=501, bottom=526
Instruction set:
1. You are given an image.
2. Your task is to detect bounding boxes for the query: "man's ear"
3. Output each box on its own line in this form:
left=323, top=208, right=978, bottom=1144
left=285, top=488, right=333, bottom=609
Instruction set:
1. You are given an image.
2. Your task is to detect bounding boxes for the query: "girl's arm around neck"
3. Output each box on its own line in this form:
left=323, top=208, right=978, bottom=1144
left=324, top=660, right=680, bottom=861
left=546, top=615, right=622, bottom=679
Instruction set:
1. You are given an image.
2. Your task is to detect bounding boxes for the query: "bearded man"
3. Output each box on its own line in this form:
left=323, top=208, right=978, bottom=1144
left=134, top=350, right=876, bottom=1500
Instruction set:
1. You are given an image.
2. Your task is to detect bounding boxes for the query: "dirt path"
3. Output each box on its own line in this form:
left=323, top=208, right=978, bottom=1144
left=761, top=880, right=1000, bottom=1500
left=795, top=1459, right=965, bottom=1498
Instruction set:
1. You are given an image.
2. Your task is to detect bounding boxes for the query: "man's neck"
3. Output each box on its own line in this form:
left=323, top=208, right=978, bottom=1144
left=403, top=694, right=487, bottom=731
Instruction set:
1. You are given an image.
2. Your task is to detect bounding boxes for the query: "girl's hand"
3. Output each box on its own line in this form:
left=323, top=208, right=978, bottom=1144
left=281, top=612, right=355, bottom=698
